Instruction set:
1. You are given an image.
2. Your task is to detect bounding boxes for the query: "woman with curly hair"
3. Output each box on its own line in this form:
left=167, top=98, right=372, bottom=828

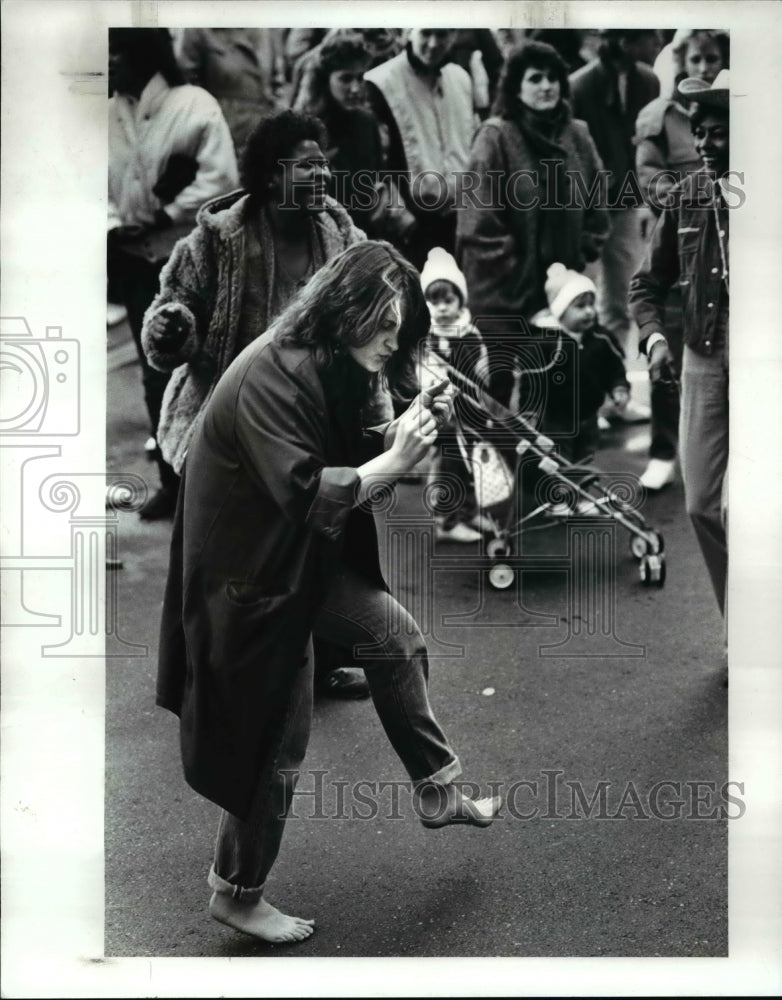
left=156, top=241, right=502, bottom=944
left=142, top=109, right=363, bottom=478
left=142, top=109, right=376, bottom=698
left=457, top=41, right=609, bottom=320
left=456, top=40, right=609, bottom=403
left=298, top=31, right=384, bottom=232
left=298, top=30, right=416, bottom=243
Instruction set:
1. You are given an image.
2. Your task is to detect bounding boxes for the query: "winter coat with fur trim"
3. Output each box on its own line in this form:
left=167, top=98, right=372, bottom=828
left=141, top=189, right=365, bottom=473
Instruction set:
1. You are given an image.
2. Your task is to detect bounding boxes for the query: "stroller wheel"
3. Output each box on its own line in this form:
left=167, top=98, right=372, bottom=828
left=630, top=530, right=665, bottom=560
left=487, top=538, right=512, bottom=560
left=489, top=563, right=515, bottom=589
left=649, top=530, right=665, bottom=555
left=639, top=553, right=666, bottom=587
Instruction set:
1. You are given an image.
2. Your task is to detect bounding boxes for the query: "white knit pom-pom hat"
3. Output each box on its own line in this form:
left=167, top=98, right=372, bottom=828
left=420, top=246, right=468, bottom=302
left=544, top=263, right=596, bottom=320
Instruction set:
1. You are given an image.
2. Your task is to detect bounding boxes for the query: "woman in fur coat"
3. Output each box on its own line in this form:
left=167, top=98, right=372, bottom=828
left=142, top=110, right=370, bottom=700
left=141, top=110, right=365, bottom=477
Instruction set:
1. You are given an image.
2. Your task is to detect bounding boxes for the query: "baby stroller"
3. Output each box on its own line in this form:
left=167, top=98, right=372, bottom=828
left=427, top=347, right=667, bottom=591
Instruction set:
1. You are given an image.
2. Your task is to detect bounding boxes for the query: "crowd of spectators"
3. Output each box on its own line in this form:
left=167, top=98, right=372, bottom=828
left=109, top=25, right=732, bottom=681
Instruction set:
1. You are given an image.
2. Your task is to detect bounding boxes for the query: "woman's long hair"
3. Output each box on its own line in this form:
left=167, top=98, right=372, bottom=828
left=305, top=31, right=372, bottom=119
left=273, top=241, right=430, bottom=401
left=492, top=40, right=570, bottom=118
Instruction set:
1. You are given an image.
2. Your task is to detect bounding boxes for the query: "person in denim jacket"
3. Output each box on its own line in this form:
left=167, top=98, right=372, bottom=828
left=629, top=71, right=730, bottom=618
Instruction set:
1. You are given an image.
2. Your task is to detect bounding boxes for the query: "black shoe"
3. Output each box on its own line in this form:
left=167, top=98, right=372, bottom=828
left=139, top=486, right=178, bottom=522
left=315, top=667, right=371, bottom=700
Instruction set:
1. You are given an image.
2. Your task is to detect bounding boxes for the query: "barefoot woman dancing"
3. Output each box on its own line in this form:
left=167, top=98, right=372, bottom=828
left=156, top=241, right=501, bottom=944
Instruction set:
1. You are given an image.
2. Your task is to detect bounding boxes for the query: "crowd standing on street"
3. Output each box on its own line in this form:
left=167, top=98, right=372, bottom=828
left=107, top=25, right=732, bottom=944
left=108, top=27, right=238, bottom=520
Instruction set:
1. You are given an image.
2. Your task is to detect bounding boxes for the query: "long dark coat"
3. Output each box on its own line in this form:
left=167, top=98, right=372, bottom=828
left=456, top=103, right=609, bottom=325
left=569, top=53, right=660, bottom=204
left=156, top=330, right=392, bottom=819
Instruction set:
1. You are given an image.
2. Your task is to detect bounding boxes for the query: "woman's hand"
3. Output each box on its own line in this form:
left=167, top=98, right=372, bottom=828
left=357, top=379, right=451, bottom=500
left=147, top=304, right=190, bottom=351
left=420, top=377, right=455, bottom=430
left=390, top=395, right=439, bottom=470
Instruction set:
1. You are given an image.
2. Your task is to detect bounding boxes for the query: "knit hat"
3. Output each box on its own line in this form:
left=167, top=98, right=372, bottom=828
left=420, top=247, right=468, bottom=303
left=544, top=263, right=596, bottom=320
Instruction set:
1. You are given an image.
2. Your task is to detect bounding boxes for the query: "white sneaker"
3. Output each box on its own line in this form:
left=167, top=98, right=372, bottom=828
left=436, top=522, right=483, bottom=543
left=601, top=399, right=651, bottom=424
left=597, top=414, right=611, bottom=432
left=639, top=458, right=676, bottom=491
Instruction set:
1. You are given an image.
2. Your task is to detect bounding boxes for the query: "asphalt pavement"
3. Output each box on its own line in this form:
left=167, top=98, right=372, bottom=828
left=105, top=319, right=728, bottom=959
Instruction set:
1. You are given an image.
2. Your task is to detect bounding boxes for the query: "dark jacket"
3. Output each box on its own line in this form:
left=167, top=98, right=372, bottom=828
left=628, top=170, right=729, bottom=357
left=569, top=53, right=659, bottom=204
left=156, top=331, right=392, bottom=818
left=318, top=102, right=385, bottom=234
left=456, top=104, right=609, bottom=324
left=539, top=323, right=629, bottom=425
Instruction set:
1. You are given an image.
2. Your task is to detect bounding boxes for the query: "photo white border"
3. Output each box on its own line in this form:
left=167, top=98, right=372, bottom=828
left=2, top=1, right=781, bottom=995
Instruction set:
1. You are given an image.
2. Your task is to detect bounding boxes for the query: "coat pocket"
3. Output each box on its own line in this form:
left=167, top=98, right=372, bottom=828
left=202, top=583, right=304, bottom=679
left=224, top=581, right=291, bottom=607
left=677, top=225, right=700, bottom=287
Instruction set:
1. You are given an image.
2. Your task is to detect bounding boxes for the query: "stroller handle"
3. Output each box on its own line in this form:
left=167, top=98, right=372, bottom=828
left=425, top=347, right=541, bottom=439
left=425, top=347, right=586, bottom=475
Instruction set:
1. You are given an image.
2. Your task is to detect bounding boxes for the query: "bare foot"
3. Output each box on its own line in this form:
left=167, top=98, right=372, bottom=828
left=415, top=782, right=502, bottom=828
left=209, top=892, right=315, bottom=944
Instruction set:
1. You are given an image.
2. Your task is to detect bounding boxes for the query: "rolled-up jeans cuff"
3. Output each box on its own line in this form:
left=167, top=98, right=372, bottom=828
left=208, top=865, right=264, bottom=905
left=413, top=755, right=462, bottom=788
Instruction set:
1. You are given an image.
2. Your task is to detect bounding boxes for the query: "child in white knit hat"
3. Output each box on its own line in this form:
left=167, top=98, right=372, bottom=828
left=531, top=262, right=631, bottom=472
left=420, top=247, right=490, bottom=542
